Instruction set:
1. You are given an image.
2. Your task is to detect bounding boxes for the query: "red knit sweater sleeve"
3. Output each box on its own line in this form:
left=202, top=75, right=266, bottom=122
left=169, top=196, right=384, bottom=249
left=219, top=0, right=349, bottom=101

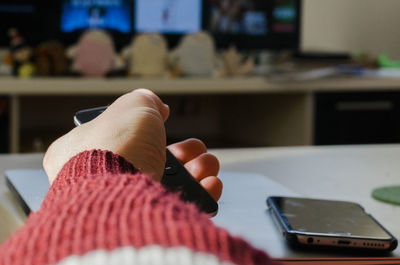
left=0, top=150, right=277, bottom=265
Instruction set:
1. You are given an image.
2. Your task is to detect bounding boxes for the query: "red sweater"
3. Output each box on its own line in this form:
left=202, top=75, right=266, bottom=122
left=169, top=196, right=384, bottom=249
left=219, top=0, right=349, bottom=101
left=0, top=150, right=277, bottom=265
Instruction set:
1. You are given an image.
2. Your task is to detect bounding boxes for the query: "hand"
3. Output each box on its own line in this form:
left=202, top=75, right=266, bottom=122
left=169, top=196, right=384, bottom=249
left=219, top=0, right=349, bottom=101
left=43, top=89, right=222, bottom=201
left=169, top=138, right=222, bottom=201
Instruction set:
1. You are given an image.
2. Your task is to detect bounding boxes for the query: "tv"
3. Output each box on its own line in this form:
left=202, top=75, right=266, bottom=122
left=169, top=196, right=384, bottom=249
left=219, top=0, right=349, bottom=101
left=57, top=0, right=134, bottom=50
left=134, top=0, right=300, bottom=50
left=61, top=0, right=132, bottom=33
left=0, top=2, right=37, bottom=46
left=134, top=0, right=202, bottom=34
left=204, top=0, right=301, bottom=50
left=1, top=0, right=301, bottom=52
left=0, top=1, right=134, bottom=49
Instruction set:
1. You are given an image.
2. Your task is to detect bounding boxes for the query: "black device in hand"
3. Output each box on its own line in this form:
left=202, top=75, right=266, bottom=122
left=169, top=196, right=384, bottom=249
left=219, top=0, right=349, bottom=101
left=74, top=106, right=218, bottom=216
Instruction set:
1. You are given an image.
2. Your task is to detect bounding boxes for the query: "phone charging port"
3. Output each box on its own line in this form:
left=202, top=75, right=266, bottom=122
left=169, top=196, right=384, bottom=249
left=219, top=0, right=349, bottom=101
left=338, top=240, right=350, bottom=245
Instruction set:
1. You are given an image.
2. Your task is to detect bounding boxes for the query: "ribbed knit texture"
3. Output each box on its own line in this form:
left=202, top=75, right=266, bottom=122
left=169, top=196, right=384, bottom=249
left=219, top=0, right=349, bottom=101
left=0, top=150, right=277, bottom=265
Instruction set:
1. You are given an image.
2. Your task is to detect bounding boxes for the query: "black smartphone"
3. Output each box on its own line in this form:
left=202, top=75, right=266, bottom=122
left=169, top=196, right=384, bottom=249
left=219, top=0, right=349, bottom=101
left=267, top=196, right=397, bottom=251
left=74, top=106, right=218, bottom=216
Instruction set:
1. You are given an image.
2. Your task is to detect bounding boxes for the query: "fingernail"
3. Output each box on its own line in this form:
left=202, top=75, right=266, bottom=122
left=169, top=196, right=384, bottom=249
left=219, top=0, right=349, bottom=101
left=162, top=103, right=170, bottom=122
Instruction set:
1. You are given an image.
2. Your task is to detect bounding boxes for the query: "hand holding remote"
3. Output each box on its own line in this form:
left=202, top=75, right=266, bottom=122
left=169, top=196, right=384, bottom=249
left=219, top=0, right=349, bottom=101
left=43, top=89, right=222, bottom=207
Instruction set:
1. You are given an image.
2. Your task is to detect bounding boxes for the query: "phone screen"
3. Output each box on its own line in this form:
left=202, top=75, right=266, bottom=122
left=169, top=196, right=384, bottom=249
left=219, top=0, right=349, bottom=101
left=270, top=197, right=392, bottom=240
left=268, top=197, right=398, bottom=250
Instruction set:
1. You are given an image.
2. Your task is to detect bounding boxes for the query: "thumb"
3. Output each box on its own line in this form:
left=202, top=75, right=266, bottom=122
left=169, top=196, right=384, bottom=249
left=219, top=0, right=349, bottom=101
left=134, top=89, right=170, bottom=122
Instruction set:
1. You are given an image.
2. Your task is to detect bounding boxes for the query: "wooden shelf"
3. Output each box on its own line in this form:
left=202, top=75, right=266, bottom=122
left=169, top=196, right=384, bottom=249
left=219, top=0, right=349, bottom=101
left=1, top=76, right=400, bottom=96
left=0, top=77, right=272, bottom=95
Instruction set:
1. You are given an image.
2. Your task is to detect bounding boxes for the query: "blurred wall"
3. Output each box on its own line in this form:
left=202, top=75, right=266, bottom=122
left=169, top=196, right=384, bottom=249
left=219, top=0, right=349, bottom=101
left=301, top=0, right=400, bottom=58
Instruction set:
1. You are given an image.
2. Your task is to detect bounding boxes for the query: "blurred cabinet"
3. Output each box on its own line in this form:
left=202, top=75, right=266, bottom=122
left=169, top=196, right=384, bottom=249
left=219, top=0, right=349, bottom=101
left=0, top=97, right=9, bottom=153
left=314, top=91, right=400, bottom=145
left=1, top=76, right=400, bottom=153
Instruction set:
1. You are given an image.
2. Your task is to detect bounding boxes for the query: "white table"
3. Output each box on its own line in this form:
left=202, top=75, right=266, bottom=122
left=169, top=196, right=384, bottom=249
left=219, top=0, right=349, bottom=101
left=213, top=145, right=400, bottom=258
left=1, top=145, right=400, bottom=258
left=0, top=153, right=43, bottom=241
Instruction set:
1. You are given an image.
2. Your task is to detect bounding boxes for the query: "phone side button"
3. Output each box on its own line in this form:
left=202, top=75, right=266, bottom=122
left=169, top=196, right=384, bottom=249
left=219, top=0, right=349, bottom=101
left=338, top=240, right=351, bottom=245
left=164, top=165, right=178, bottom=175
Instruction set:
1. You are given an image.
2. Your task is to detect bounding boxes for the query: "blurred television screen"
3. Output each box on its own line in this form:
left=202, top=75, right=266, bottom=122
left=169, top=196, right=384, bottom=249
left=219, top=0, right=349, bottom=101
left=272, top=0, right=297, bottom=33
left=61, top=0, right=132, bottom=33
left=208, top=0, right=268, bottom=35
left=207, top=0, right=297, bottom=36
left=135, top=0, right=202, bottom=34
left=0, top=2, right=36, bottom=45
left=0, top=0, right=300, bottom=50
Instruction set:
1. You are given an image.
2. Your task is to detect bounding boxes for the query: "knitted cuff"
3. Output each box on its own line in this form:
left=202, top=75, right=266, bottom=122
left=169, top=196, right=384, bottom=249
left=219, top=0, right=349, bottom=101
left=52, top=149, right=137, bottom=187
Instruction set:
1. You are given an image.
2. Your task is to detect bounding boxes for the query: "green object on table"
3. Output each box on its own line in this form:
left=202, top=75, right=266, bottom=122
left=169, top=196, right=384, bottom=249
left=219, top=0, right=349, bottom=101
left=378, top=54, right=400, bottom=68
left=372, top=186, right=400, bottom=205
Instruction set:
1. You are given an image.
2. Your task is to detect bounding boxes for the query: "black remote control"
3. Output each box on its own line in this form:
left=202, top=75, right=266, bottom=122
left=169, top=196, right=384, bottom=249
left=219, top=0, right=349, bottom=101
left=74, top=107, right=218, bottom=216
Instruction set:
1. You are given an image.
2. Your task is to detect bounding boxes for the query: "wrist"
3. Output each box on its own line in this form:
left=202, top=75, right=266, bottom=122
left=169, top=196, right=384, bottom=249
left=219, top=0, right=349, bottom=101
left=52, top=149, right=138, bottom=187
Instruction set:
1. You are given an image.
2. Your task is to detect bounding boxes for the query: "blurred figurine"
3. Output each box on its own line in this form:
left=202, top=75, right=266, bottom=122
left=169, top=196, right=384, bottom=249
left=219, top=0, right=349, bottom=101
left=0, top=49, right=13, bottom=76
left=67, top=30, right=122, bottom=77
left=8, top=28, right=35, bottom=78
left=35, top=41, right=69, bottom=76
left=121, top=34, right=168, bottom=77
left=218, top=46, right=254, bottom=77
left=170, top=32, right=217, bottom=76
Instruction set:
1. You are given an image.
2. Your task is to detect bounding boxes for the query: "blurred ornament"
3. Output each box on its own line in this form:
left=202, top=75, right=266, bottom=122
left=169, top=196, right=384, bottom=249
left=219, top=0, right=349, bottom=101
left=170, top=32, right=217, bottom=77
left=8, top=28, right=35, bottom=78
left=69, top=30, right=118, bottom=77
left=18, top=63, right=35, bottom=78
left=35, top=41, right=69, bottom=76
left=122, top=34, right=168, bottom=77
left=218, top=46, right=254, bottom=77
left=0, top=50, right=12, bottom=76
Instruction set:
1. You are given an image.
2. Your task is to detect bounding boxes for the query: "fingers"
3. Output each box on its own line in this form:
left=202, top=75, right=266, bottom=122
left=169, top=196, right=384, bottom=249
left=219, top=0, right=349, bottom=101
left=200, top=176, right=223, bottom=201
left=184, top=153, right=220, bottom=182
left=186, top=154, right=222, bottom=202
left=168, top=138, right=207, bottom=164
left=168, top=138, right=223, bottom=201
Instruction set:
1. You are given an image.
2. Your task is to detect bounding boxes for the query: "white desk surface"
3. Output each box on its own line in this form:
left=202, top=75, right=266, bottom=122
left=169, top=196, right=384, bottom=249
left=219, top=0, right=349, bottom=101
left=1, top=145, right=400, bottom=258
